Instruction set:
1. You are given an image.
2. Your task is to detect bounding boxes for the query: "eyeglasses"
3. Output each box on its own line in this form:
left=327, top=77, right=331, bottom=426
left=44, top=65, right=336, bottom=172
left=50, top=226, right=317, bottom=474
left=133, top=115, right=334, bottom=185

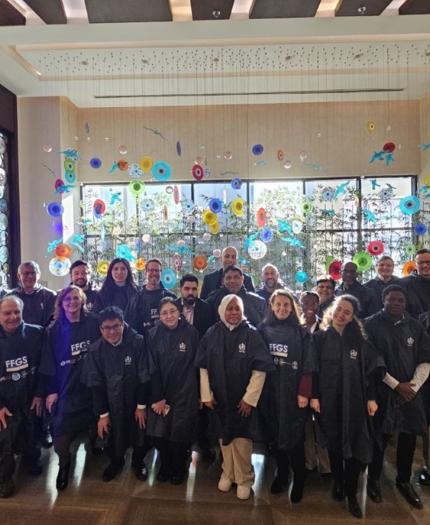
left=417, top=260, right=430, bottom=265
left=100, top=323, right=123, bottom=332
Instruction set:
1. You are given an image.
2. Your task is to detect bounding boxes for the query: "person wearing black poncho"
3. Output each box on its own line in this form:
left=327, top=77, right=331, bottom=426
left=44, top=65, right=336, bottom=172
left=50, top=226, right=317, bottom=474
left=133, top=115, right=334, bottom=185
left=40, top=286, right=100, bottom=491
left=146, top=298, right=200, bottom=485
left=93, top=258, right=140, bottom=331
left=258, top=290, right=314, bottom=503
left=365, top=285, right=430, bottom=509
left=196, top=294, right=274, bottom=501
left=364, top=256, right=401, bottom=312
left=0, top=296, right=44, bottom=498
left=83, top=306, right=151, bottom=482
left=311, top=295, right=381, bottom=519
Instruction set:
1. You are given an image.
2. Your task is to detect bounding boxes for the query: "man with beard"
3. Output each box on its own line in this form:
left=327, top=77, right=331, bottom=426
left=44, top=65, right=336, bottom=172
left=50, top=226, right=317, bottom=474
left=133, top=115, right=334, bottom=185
left=256, top=264, right=290, bottom=304
left=175, top=274, right=215, bottom=339
left=0, top=296, right=44, bottom=498
left=335, top=262, right=377, bottom=318
left=200, top=246, right=254, bottom=300
left=9, top=261, right=56, bottom=327
left=175, top=274, right=215, bottom=461
left=69, top=260, right=99, bottom=311
left=365, top=285, right=430, bottom=508
left=206, top=266, right=265, bottom=328
left=138, top=259, right=176, bottom=332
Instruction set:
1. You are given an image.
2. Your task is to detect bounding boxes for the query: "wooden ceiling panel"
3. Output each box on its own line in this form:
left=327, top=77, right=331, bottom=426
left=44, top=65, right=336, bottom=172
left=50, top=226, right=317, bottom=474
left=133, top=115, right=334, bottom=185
left=0, top=0, right=26, bottom=26
left=191, top=0, right=234, bottom=20
left=85, top=0, right=172, bottom=23
left=250, top=0, right=321, bottom=19
left=400, top=0, right=430, bottom=15
left=336, top=0, right=392, bottom=16
left=25, top=0, right=67, bottom=24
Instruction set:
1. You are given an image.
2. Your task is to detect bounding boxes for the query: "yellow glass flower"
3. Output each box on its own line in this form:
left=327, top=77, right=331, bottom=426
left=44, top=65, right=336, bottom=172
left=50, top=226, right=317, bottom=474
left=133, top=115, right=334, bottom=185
left=231, top=197, right=245, bottom=217
left=134, top=258, right=145, bottom=271
left=202, top=209, right=218, bottom=225
left=97, top=260, right=109, bottom=275
left=208, top=221, right=220, bottom=234
left=139, top=156, right=154, bottom=173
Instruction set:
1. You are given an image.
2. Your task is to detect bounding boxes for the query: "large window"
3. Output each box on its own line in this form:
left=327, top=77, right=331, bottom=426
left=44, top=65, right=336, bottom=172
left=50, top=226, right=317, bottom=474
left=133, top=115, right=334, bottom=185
left=81, top=175, right=417, bottom=288
left=0, top=132, right=10, bottom=288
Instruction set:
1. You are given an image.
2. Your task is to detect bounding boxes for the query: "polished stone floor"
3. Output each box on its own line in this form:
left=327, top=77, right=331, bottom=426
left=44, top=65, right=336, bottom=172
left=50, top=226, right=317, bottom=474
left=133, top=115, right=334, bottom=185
left=0, top=443, right=429, bottom=524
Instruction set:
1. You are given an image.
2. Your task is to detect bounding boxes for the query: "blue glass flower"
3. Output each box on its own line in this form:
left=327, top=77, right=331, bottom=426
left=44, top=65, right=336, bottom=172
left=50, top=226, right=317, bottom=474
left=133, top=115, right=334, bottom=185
left=161, top=268, right=177, bottom=289
left=399, top=195, right=420, bottom=215
left=47, top=202, right=64, bottom=217
left=141, top=198, right=155, bottom=212
left=251, top=144, right=264, bottom=156
left=260, top=227, right=274, bottom=243
left=152, top=161, right=172, bottom=181
left=209, top=198, right=223, bottom=214
left=89, top=157, right=102, bottom=169
left=415, top=223, right=428, bottom=236
left=231, top=178, right=242, bottom=190
left=295, top=271, right=308, bottom=283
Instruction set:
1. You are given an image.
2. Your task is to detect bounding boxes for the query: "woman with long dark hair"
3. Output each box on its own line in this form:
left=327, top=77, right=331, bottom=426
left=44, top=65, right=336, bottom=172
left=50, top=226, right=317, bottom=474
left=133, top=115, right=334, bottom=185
left=39, top=285, right=100, bottom=491
left=311, top=295, right=381, bottom=519
left=146, top=297, right=200, bottom=485
left=93, top=258, right=140, bottom=330
left=258, top=289, right=314, bottom=502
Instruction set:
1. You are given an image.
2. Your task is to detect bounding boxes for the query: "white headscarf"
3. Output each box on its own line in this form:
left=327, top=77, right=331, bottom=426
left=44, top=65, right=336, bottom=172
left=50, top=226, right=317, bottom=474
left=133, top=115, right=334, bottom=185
left=218, top=294, right=246, bottom=331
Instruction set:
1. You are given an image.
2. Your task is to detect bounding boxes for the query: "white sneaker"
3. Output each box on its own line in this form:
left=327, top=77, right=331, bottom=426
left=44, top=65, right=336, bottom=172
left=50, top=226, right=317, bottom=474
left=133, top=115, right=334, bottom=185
left=237, top=484, right=251, bottom=500
left=218, top=474, right=232, bottom=492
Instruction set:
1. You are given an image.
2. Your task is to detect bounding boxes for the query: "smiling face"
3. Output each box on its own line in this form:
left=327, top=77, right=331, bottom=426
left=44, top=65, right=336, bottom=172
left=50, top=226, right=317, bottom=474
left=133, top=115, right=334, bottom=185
left=416, top=252, right=430, bottom=279
left=262, top=265, right=279, bottom=290
left=159, top=302, right=180, bottom=329
left=377, top=258, right=394, bottom=281
left=224, top=298, right=242, bottom=326
left=222, top=247, right=237, bottom=269
left=145, top=261, right=162, bottom=288
left=71, top=264, right=91, bottom=288
left=300, top=295, right=319, bottom=323
left=271, top=295, right=293, bottom=321
left=223, top=269, right=244, bottom=294
left=332, top=299, right=354, bottom=332
left=18, top=264, right=39, bottom=292
left=0, top=298, right=23, bottom=334
left=62, top=289, right=83, bottom=319
left=316, top=280, right=335, bottom=303
left=111, top=262, right=128, bottom=285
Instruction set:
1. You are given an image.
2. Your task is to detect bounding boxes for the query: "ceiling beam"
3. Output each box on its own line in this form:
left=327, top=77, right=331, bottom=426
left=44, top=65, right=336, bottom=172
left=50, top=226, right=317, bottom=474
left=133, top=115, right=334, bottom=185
left=169, top=0, right=192, bottom=21
left=61, top=0, right=89, bottom=23
left=230, top=0, right=255, bottom=20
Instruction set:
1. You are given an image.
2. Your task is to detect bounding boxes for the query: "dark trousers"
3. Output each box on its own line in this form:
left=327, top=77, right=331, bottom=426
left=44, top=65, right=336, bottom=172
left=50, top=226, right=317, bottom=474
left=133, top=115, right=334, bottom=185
left=154, top=437, right=190, bottom=478
left=274, top=440, right=305, bottom=486
left=0, top=411, right=41, bottom=483
left=328, top=449, right=364, bottom=497
left=368, top=432, right=416, bottom=483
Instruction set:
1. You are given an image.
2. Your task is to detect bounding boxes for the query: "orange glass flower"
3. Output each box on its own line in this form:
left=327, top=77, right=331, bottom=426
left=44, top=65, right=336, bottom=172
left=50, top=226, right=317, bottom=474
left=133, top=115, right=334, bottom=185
left=55, top=243, right=72, bottom=258
left=193, top=255, right=208, bottom=272
left=402, top=261, right=417, bottom=277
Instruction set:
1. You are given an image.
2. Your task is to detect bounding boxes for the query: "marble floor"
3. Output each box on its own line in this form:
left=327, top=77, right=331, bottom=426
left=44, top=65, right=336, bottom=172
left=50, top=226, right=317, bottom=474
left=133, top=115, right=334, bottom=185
left=0, top=443, right=429, bottom=524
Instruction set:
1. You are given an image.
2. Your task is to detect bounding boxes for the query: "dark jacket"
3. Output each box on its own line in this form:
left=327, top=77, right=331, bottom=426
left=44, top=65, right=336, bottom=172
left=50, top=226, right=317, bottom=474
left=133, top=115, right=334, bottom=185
left=196, top=320, right=274, bottom=445
left=335, top=281, right=378, bottom=318
left=8, top=286, right=56, bottom=327
left=93, top=283, right=140, bottom=331
left=401, top=273, right=430, bottom=318
left=200, top=269, right=254, bottom=300
left=364, top=276, right=401, bottom=312
left=206, top=286, right=266, bottom=328
left=138, top=285, right=176, bottom=332
left=365, top=310, right=430, bottom=438
left=174, top=297, right=215, bottom=339
left=146, top=319, right=200, bottom=443
left=259, top=318, right=315, bottom=450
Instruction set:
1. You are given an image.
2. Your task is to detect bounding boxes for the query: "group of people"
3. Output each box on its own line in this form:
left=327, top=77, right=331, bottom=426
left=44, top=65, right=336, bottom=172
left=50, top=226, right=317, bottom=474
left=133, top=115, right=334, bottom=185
left=0, top=246, right=430, bottom=520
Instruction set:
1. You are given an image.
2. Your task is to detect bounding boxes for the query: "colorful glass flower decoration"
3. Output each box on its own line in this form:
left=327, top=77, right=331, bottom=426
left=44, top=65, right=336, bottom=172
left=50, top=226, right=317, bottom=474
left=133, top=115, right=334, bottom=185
left=231, top=197, right=245, bottom=217
left=202, top=209, right=218, bottom=226
left=383, top=142, right=396, bottom=153
left=402, top=260, right=417, bottom=277
left=251, top=144, right=264, bottom=156
left=141, top=198, right=155, bottom=212
left=139, top=156, right=153, bottom=173
left=328, top=260, right=343, bottom=281
left=399, top=195, right=420, bottom=215
left=47, top=202, right=64, bottom=217
left=193, top=255, right=208, bottom=272
left=161, top=268, right=177, bottom=289
left=353, top=252, right=373, bottom=272
left=96, top=260, right=109, bottom=275
left=302, top=201, right=313, bottom=214
left=256, top=207, right=267, bottom=228
left=128, top=163, right=143, bottom=179
left=260, top=227, right=274, bottom=243
left=192, top=164, right=204, bottom=181
left=295, top=271, right=308, bottom=283
left=49, top=256, right=71, bottom=277
left=129, top=180, right=145, bottom=197
left=231, top=178, right=242, bottom=190
left=55, top=243, right=72, bottom=258
left=117, top=159, right=129, bottom=171
left=277, top=149, right=285, bottom=161
left=152, top=161, right=172, bottom=182
left=321, top=187, right=334, bottom=201
left=415, top=223, right=428, bottom=236
left=405, top=244, right=417, bottom=256
left=248, top=239, right=267, bottom=260
left=93, top=198, right=106, bottom=217
left=134, top=258, right=146, bottom=271
left=90, top=157, right=102, bottom=169
left=367, top=240, right=384, bottom=256
left=209, top=198, right=223, bottom=214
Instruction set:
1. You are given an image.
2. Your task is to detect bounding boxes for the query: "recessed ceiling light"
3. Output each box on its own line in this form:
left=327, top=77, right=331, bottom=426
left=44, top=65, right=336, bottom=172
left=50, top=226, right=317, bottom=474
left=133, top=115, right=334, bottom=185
left=357, top=5, right=367, bottom=14
left=212, top=9, right=221, bottom=18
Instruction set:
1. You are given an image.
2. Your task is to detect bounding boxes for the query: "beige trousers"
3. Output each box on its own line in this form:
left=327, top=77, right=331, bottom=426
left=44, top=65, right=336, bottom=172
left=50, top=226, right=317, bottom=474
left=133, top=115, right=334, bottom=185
left=220, top=438, right=254, bottom=487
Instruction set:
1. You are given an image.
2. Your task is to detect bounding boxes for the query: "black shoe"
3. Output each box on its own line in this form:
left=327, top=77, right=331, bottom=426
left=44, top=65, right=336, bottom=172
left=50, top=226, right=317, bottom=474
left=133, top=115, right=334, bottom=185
left=102, top=458, right=124, bottom=482
left=367, top=477, right=382, bottom=503
left=290, top=481, right=304, bottom=503
left=270, top=477, right=288, bottom=495
left=56, top=464, right=70, bottom=491
left=332, top=480, right=345, bottom=501
left=26, top=460, right=43, bottom=477
left=418, top=467, right=430, bottom=486
left=170, top=475, right=185, bottom=485
left=347, top=495, right=363, bottom=519
left=157, top=468, right=171, bottom=483
left=133, top=461, right=148, bottom=482
left=396, top=481, right=423, bottom=509
left=0, top=480, right=15, bottom=498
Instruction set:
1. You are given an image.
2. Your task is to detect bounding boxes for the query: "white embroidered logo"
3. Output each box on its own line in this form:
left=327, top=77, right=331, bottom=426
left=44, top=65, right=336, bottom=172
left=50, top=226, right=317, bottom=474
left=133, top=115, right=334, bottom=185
left=291, top=361, right=299, bottom=370
left=238, top=343, right=246, bottom=354
left=124, top=356, right=132, bottom=365
left=350, top=349, right=358, bottom=360
left=407, top=337, right=414, bottom=347
left=179, top=342, right=187, bottom=352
